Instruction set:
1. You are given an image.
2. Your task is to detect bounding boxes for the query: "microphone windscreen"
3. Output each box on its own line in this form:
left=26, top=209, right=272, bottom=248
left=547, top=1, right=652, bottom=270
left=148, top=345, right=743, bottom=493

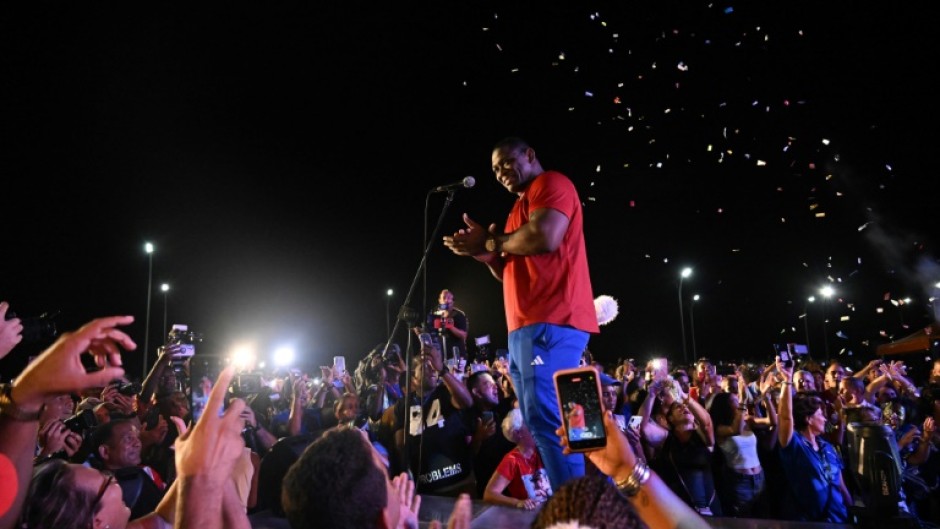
left=464, top=176, right=476, bottom=188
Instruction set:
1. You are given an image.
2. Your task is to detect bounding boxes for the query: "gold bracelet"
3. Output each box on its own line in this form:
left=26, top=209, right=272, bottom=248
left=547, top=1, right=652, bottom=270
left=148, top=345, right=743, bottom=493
left=615, top=461, right=651, bottom=497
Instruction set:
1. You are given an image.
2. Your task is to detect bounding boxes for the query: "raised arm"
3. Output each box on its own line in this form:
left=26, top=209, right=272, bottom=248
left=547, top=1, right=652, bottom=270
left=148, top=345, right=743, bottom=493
left=854, top=358, right=883, bottom=381
left=491, top=207, right=569, bottom=255
left=637, top=381, right=667, bottom=453
left=140, top=345, right=176, bottom=405
left=1, top=316, right=135, bottom=529
left=776, top=357, right=795, bottom=448
left=685, top=391, right=715, bottom=448
left=173, top=366, right=249, bottom=529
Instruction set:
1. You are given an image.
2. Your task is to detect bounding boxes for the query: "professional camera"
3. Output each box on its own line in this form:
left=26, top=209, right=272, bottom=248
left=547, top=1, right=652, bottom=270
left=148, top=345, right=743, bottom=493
left=168, top=324, right=202, bottom=354
left=167, top=324, right=203, bottom=374
left=63, top=408, right=98, bottom=436
left=5, top=309, right=60, bottom=344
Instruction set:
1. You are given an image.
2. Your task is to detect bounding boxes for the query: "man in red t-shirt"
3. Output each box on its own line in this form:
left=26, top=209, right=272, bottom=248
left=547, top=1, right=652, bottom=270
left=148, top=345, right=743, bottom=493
left=443, top=136, right=598, bottom=490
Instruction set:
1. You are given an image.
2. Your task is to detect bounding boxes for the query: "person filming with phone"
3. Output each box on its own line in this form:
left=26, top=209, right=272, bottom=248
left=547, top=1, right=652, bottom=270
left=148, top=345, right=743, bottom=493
left=541, top=398, right=711, bottom=529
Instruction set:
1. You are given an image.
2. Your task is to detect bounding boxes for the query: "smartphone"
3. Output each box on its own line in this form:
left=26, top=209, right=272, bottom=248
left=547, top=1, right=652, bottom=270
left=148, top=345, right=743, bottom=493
left=554, top=367, right=607, bottom=452
left=189, top=354, right=226, bottom=423
left=419, top=332, right=434, bottom=348
left=775, top=344, right=794, bottom=369
left=333, top=356, right=346, bottom=378
left=628, top=415, right=643, bottom=434
left=481, top=410, right=494, bottom=424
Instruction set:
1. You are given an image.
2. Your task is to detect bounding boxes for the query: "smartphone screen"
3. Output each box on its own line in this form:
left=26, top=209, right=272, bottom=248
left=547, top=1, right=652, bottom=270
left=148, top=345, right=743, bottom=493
left=628, top=415, right=643, bottom=434
left=554, top=367, right=607, bottom=451
left=419, top=332, right=434, bottom=348
left=189, top=354, right=226, bottom=423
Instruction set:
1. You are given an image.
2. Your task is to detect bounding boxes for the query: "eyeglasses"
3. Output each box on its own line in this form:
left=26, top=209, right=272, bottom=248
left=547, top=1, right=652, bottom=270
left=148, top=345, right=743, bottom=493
left=92, top=471, right=115, bottom=511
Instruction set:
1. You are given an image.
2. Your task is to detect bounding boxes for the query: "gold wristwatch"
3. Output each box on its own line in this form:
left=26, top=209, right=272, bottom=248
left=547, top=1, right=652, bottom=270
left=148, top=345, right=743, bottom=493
left=485, top=235, right=499, bottom=253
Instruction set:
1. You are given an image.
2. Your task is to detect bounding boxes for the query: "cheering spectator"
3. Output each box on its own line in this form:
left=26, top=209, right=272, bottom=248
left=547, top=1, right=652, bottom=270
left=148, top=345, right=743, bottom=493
left=776, top=356, right=853, bottom=523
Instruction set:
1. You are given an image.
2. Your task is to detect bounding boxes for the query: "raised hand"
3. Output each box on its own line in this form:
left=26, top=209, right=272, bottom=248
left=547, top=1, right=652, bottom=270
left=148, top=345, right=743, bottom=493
left=774, top=355, right=793, bottom=380
left=923, top=417, right=936, bottom=443
left=392, top=472, right=422, bottom=529
left=174, top=366, right=246, bottom=482
left=12, top=316, right=136, bottom=410
left=442, top=213, right=486, bottom=255
left=557, top=410, right=639, bottom=480
left=0, top=301, right=23, bottom=359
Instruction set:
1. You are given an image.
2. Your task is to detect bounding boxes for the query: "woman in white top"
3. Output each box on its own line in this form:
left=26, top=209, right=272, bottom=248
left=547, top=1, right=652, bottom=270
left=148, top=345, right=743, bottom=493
left=708, top=386, right=775, bottom=517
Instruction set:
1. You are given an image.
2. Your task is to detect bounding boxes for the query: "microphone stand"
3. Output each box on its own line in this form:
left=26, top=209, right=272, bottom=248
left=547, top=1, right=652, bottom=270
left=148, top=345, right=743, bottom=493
left=380, top=189, right=459, bottom=479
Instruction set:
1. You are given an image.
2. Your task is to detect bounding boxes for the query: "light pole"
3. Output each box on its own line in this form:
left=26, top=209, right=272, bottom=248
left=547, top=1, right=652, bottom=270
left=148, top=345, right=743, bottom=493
left=690, top=294, right=700, bottom=361
left=386, top=288, right=394, bottom=336
left=802, top=295, right=815, bottom=353
left=678, top=267, right=692, bottom=365
left=933, top=282, right=940, bottom=322
left=820, top=286, right=835, bottom=364
left=161, top=283, right=170, bottom=341
left=143, top=243, right=154, bottom=380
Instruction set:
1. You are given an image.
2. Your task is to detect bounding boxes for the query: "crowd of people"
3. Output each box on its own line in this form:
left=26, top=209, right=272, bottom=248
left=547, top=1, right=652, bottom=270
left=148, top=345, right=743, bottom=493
left=3, top=137, right=938, bottom=529
left=0, top=306, right=712, bottom=529
left=5, top=303, right=940, bottom=529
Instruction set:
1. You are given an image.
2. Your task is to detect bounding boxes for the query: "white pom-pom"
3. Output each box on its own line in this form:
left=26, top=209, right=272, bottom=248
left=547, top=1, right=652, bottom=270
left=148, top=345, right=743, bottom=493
left=594, top=295, right=619, bottom=326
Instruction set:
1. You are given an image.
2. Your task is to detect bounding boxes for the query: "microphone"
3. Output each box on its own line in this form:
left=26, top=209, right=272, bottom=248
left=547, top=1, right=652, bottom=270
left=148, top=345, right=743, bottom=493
left=431, top=176, right=475, bottom=193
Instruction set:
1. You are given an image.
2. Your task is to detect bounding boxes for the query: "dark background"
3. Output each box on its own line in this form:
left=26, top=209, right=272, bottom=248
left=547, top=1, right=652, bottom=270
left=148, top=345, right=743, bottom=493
left=2, top=2, right=937, bottom=381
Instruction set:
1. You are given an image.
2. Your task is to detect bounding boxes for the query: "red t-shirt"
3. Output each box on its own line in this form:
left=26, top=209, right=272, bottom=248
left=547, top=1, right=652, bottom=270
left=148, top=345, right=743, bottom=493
left=568, top=403, right=586, bottom=429
left=496, top=448, right=552, bottom=501
left=502, top=171, right=599, bottom=334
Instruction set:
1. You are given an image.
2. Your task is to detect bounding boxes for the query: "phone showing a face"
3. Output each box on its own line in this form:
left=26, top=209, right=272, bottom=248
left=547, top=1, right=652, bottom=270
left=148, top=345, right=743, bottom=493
left=554, top=367, right=607, bottom=452
left=189, top=354, right=226, bottom=423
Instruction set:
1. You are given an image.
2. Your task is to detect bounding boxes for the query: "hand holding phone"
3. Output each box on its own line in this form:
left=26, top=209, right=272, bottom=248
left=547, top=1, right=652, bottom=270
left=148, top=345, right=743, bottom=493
left=554, top=367, right=607, bottom=452
left=628, top=415, right=643, bottom=434
left=419, top=332, right=434, bottom=349
left=333, top=356, right=346, bottom=379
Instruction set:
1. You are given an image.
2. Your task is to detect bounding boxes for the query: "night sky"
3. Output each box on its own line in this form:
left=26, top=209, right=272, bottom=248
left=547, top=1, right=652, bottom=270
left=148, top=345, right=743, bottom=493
left=2, top=2, right=938, bottom=382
